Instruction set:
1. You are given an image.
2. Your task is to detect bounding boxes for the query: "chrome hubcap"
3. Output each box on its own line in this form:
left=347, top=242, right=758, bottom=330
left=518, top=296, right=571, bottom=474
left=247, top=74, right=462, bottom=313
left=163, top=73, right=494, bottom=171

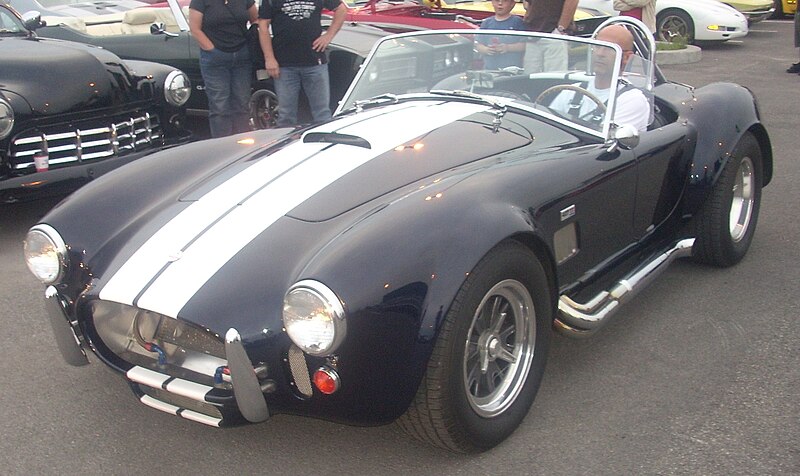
left=463, top=279, right=536, bottom=417
left=729, top=157, right=754, bottom=243
left=660, top=17, right=688, bottom=41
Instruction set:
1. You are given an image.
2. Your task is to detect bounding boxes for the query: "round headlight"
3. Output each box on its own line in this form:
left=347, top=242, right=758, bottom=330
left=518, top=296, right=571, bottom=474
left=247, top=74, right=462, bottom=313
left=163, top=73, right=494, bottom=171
left=0, top=98, right=14, bottom=140
left=283, top=280, right=346, bottom=356
left=164, top=70, right=191, bottom=107
left=24, top=224, right=68, bottom=284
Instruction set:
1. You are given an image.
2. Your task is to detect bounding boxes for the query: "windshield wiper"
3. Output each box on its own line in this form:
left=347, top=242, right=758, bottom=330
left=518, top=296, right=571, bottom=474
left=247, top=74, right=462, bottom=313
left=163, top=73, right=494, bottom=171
left=429, top=89, right=507, bottom=111
left=352, top=93, right=399, bottom=112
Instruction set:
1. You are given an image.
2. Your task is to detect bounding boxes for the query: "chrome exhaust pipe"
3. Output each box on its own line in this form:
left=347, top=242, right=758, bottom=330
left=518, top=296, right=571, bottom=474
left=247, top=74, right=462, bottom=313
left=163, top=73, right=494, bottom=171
left=554, top=238, right=695, bottom=338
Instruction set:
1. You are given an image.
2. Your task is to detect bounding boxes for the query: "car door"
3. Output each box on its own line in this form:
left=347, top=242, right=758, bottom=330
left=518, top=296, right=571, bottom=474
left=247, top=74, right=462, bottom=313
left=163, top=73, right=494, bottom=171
left=630, top=122, right=694, bottom=238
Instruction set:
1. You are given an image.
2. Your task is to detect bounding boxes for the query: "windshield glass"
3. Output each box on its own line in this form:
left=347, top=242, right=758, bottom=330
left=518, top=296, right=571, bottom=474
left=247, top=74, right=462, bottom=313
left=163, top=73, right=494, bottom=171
left=338, top=30, right=652, bottom=136
left=0, top=5, right=25, bottom=33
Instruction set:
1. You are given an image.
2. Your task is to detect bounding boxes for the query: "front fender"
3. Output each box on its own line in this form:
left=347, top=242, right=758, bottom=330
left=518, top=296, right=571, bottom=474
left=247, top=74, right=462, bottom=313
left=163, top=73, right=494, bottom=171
left=296, top=167, right=552, bottom=422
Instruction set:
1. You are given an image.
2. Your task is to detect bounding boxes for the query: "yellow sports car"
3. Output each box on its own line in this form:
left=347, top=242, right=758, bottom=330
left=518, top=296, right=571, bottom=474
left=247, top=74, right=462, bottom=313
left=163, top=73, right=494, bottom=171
left=720, top=0, right=776, bottom=22
left=772, top=0, right=797, bottom=17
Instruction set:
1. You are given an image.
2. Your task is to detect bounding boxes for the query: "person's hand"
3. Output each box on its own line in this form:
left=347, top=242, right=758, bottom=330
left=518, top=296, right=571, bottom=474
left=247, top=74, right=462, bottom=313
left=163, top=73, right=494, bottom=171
left=312, top=33, right=332, bottom=52
left=265, top=57, right=279, bottom=78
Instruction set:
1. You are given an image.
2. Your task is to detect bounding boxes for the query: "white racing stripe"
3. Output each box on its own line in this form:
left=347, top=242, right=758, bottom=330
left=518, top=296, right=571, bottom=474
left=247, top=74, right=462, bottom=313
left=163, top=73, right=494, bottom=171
left=104, top=101, right=488, bottom=318
left=99, top=103, right=418, bottom=306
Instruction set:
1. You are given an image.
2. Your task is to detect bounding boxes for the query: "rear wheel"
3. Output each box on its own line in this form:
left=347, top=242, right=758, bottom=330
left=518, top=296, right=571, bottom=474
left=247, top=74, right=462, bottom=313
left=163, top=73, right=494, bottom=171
left=656, top=9, right=695, bottom=43
left=397, top=241, right=551, bottom=453
left=692, top=132, right=763, bottom=267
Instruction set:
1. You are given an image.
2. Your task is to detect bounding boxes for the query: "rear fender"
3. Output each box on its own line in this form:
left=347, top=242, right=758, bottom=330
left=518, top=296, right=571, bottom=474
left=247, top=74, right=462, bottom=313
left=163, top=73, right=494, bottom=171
left=676, top=82, right=772, bottom=216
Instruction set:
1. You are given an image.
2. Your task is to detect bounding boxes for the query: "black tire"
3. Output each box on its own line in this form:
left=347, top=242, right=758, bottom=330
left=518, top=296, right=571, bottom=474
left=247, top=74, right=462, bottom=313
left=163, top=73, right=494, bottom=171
left=397, top=241, right=552, bottom=453
left=692, top=132, right=763, bottom=267
left=770, top=0, right=784, bottom=19
left=249, top=89, right=278, bottom=129
left=656, top=9, right=695, bottom=43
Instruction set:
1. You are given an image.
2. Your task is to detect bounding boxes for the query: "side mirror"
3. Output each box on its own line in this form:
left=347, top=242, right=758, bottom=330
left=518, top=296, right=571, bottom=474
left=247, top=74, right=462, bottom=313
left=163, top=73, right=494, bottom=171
left=21, top=10, right=45, bottom=31
left=150, top=22, right=178, bottom=37
left=605, top=123, right=640, bottom=153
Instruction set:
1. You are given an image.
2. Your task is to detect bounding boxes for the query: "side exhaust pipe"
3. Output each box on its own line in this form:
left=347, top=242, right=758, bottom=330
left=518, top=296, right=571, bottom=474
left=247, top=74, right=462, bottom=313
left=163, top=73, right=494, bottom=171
left=555, top=238, right=695, bottom=337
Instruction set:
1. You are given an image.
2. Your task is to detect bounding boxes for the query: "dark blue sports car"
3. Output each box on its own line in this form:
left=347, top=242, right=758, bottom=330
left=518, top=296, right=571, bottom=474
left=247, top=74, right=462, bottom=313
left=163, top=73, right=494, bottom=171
left=24, top=19, right=771, bottom=452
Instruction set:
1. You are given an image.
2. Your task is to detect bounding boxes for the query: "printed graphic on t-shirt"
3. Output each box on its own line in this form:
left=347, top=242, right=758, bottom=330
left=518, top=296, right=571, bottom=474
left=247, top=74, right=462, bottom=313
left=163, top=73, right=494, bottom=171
left=282, top=0, right=317, bottom=20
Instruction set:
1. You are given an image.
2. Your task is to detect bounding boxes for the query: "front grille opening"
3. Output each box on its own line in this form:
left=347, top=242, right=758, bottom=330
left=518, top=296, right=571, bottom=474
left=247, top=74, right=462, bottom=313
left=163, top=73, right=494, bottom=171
left=92, top=301, right=227, bottom=385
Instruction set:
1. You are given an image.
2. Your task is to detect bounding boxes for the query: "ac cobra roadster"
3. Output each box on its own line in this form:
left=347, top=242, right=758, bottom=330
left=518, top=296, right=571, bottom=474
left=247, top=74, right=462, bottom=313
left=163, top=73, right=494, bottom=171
left=24, top=19, right=771, bottom=453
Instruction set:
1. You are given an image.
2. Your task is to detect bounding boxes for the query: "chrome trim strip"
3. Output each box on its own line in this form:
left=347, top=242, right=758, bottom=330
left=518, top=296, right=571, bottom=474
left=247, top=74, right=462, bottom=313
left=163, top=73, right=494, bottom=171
left=44, top=286, right=89, bottom=366
left=165, top=378, right=214, bottom=402
left=555, top=238, right=695, bottom=337
left=140, top=394, right=179, bottom=414
left=179, top=408, right=222, bottom=427
left=126, top=366, right=169, bottom=388
left=139, top=395, right=222, bottom=427
left=127, top=366, right=215, bottom=402
left=225, top=328, right=269, bottom=423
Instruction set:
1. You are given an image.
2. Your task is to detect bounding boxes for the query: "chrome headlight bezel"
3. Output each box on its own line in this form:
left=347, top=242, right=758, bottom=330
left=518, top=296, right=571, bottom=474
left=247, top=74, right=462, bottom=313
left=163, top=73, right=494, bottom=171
left=24, top=224, right=68, bottom=285
left=0, top=97, right=14, bottom=140
left=164, top=70, right=191, bottom=107
left=283, top=280, right=346, bottom=357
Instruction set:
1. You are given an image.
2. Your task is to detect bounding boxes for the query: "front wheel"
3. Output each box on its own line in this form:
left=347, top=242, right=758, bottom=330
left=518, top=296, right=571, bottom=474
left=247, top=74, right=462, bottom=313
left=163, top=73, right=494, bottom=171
left=249, top=89, right=278, bottom=129
left=397, top=241, right=551, bottom=453
left=692, top=132, right=763, bottom=267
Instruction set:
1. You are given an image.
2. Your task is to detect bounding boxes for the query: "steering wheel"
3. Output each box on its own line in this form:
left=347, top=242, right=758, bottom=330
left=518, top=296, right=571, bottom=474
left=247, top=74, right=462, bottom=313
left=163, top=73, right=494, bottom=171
left=534, top=84, right=607, bottom=117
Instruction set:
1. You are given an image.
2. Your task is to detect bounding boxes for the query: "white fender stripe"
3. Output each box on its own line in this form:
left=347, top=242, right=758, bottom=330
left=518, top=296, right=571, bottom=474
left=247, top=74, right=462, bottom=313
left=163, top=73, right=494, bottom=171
left=103, top=101, right=488, bottom=318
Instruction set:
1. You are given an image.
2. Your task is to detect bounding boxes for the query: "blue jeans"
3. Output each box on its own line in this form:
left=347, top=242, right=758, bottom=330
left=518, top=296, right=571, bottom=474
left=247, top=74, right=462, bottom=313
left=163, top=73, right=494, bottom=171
left=273, top=64, right=331, bottom=127
left=199, top=46, right=252, bottom=138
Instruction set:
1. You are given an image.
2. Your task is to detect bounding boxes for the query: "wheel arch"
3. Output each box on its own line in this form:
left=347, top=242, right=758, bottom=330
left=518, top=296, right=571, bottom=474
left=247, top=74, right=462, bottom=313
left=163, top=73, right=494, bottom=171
left=507, top=231, right=559, bottom=323
left=678, top=82, right=771, bottom=216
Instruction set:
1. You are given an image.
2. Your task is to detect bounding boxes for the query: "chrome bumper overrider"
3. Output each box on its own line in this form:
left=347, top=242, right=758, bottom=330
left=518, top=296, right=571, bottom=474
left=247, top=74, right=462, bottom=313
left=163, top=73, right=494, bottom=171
left=44, top=286, right=89, bottom=366
left=127, top=329, right=269, bottom=425
left=555, top=238, right=695, bottom=337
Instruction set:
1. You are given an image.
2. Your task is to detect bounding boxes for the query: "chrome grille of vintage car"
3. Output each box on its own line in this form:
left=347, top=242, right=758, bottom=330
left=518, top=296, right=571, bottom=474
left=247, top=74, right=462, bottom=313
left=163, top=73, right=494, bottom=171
left=9, top=111, right=163, bottom=173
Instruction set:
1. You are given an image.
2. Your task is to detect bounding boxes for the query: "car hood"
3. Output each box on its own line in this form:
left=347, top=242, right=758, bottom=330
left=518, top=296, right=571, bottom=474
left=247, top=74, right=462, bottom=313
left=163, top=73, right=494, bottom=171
left=0, top=36, right=137, bottom=114
left=46, top=99, right=550, bottom=334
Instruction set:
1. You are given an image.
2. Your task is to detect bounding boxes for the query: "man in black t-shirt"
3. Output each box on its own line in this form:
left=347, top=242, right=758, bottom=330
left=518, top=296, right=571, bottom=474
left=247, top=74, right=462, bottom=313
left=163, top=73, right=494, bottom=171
left=258, top=0, right=347, bottom=127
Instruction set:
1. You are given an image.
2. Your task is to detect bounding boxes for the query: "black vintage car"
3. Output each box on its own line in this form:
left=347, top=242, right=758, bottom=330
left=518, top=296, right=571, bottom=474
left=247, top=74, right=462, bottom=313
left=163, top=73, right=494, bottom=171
left=24, top=20, right=771, bottom=453
left=0, top=4, right=191, bottom=203
left=27, top=0, right=395, bottom=132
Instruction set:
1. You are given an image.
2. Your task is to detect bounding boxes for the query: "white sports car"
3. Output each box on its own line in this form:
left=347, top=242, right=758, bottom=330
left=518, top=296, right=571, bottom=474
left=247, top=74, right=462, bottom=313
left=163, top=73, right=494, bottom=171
left=579, top=0, right=749, bottom=42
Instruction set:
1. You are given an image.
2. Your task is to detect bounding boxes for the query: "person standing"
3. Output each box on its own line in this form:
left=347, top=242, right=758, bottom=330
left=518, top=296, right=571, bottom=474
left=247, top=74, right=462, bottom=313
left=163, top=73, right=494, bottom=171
left=258, top=0, right=347, bottom=127
left=476, top=0, right=527, bottom=70
left=189, top=0, right=258, bottom=138
left=789, top=8, right=800, bottom=73
left=522, top=0, right=578, bottom=72
left=613, top=0, right=657, bottom=34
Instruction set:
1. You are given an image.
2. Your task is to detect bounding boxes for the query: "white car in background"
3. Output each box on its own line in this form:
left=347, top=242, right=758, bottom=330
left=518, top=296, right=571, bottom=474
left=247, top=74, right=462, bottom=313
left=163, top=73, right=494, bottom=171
left=579, top=0, right=749, bottom=42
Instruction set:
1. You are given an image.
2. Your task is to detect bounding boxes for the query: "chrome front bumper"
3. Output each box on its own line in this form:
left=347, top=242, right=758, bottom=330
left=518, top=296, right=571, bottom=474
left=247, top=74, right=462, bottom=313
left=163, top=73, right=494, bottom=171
left=44, top=286, right=270, bottom=424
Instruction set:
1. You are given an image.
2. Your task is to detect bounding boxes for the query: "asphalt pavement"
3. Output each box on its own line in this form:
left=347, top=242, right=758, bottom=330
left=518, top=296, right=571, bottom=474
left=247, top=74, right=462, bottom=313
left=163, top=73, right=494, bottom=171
left=0, top=19, right=797, bottom=475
